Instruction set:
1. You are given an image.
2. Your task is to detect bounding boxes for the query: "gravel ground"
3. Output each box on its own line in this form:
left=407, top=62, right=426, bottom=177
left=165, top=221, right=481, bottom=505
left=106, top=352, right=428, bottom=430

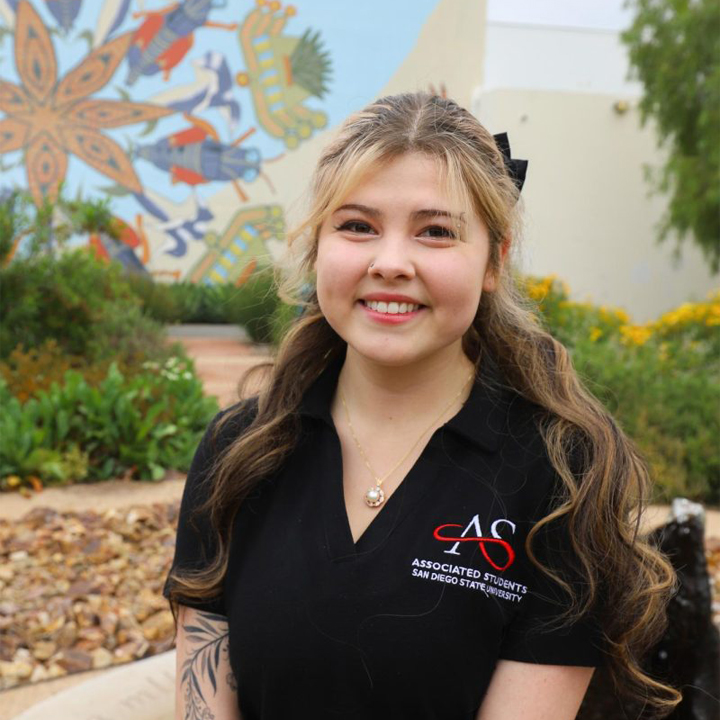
left=0, top=502, right=180, bottom=692
left=1, top=494, right=718, bottom=697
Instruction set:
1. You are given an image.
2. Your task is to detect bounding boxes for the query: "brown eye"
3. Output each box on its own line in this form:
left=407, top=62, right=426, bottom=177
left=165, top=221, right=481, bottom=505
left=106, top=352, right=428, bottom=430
left=335, top=221, right=375, bottom=234
left=419, top=225, right=456, bottom=239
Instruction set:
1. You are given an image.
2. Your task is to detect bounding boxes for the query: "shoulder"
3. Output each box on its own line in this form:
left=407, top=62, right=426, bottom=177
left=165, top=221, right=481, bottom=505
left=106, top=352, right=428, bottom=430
left=498, top=388, right=585, bottom=515
left=178, top=397, right=260, bottom=518
left=202, top=395, right=261, bottom=458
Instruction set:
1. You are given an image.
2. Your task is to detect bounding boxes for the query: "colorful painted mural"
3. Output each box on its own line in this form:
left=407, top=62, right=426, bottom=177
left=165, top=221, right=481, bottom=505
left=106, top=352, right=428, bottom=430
left=0, top=0, right=478, bottom=284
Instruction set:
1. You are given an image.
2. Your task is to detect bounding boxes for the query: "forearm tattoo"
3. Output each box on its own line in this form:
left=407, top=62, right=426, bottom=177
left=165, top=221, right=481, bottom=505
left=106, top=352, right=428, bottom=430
left=181, top=610, right=236, bottom=719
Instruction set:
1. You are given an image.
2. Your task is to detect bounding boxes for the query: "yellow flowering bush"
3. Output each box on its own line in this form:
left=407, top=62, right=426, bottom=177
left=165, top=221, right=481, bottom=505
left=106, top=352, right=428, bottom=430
left=523, top=275, right=720, bottom=353
left=521, top=276, right=720, bottom=503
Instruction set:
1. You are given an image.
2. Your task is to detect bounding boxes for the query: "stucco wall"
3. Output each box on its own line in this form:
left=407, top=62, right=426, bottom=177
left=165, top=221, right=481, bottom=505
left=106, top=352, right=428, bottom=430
left=473, top=87, right=717, bottom=321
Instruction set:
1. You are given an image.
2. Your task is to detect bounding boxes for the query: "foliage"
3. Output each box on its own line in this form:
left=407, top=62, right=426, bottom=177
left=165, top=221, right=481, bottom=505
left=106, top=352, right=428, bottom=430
left=0, top=358, right=218, bottom=491
left=0, top=339, right=126, bottom=403
left=0, top=187, right=118, bottom=265
left=523, top=275, right=720, bottom=503
left=126, top=275, right=225, bottom=324
left=227, top=271, right=286, bottom=344
left=0, top=189, right=222, bottom=492
left=270, top=300, right=302, bottom=346
left=621, top=0, right=720, bottom=272
left=0, top=190, right=25, bottom=265
left=86, top=299, right=174, bottom=366
left=0, top=245, right=173, bottom=365
left=128, top=270, right=294, bottom=344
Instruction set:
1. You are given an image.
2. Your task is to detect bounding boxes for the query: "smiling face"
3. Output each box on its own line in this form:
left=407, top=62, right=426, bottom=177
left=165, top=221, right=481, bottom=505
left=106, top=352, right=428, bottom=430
left=315, top=152, right=498, bottom=370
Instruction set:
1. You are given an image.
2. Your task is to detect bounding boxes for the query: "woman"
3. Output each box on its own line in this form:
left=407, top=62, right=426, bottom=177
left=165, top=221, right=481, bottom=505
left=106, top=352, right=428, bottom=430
left=164, top=92, right=680, bottom=719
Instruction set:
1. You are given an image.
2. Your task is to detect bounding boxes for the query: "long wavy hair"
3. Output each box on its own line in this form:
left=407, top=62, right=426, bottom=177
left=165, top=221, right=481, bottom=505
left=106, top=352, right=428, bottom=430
left=167, top=92, right=680, bottom=713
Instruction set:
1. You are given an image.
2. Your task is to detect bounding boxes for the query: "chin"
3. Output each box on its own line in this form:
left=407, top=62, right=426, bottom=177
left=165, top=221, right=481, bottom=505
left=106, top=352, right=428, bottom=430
left=347, top=342, right=433, bottom=369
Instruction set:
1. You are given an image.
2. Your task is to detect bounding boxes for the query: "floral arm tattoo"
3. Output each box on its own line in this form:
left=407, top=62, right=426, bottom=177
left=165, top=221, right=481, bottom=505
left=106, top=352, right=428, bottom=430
left=180, top=610, right=237, bottom=720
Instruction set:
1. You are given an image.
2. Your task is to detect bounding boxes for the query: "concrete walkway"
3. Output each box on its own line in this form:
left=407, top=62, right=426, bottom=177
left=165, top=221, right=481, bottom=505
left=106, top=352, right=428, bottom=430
left=2, top=328, right=718, bottom=718
left=12, top=652, right=175, bottom=720
left=166, top=325, right=272, bottom=410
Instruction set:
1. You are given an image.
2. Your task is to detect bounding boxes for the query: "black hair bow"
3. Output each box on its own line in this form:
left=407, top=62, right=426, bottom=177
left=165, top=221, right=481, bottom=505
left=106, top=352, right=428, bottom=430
left=493, top=132, right=528, bottom=195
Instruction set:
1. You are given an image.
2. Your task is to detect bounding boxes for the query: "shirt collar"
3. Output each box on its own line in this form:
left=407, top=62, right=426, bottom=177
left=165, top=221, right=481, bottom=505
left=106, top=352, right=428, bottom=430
left=298, top=349, right=512, bottom=454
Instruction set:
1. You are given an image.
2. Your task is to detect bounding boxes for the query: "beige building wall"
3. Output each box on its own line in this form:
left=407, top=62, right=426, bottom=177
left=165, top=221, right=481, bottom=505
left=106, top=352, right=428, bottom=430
left=473, top=88, right=717, bottom=323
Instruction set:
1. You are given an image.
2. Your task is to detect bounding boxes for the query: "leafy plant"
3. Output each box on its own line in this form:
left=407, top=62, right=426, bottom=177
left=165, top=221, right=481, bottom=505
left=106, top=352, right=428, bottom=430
left=0, top=246, right=173, bottom=365
left=128, top=270, right=294, bottom=344
left=224, top=271, right=283, bottom=344
left=523, top=275, right=720, bottom=503
left=621, top=0, right=720, bottom=272
left=0, top=339, right=119, bottom=403
left=0, top=186, right=119, bottom=265
left=0, top=359, right=218, bottom=490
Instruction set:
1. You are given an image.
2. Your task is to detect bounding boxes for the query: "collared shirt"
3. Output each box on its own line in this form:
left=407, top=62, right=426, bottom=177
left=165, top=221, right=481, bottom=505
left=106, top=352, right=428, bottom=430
left=164, top=351, right=606, bottom=720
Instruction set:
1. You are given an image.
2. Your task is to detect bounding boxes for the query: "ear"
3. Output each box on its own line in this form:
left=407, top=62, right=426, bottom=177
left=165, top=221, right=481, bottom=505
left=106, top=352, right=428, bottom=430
left=499, top=234, right=511, bottom=263
left=482, top=235, right=511, bottom=292
left=482, top=267, right=498, bottom=292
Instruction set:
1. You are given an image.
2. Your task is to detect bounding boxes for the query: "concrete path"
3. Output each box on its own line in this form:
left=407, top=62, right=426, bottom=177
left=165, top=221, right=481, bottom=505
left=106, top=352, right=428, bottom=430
left=167, top=331, right=271, bottom=410
left=12, top=652, right=175, bottom=720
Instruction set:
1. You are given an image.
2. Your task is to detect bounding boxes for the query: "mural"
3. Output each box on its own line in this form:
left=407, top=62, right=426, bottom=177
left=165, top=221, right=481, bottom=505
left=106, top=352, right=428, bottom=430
left=0, top=0, right=444, bottom=283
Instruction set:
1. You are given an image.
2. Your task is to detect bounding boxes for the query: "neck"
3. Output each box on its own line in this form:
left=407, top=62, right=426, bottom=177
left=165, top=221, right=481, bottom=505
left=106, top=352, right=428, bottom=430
left=334, top=344, right=476, bottom=426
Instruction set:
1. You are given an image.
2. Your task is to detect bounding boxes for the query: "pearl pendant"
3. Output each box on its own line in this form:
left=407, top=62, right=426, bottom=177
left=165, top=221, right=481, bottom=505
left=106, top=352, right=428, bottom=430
left=364, top=486, right=385, bottom=508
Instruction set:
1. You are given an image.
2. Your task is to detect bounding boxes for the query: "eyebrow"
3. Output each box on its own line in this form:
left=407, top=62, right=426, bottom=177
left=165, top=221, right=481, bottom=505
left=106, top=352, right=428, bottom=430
left=334, top=203, right=464, bottom=223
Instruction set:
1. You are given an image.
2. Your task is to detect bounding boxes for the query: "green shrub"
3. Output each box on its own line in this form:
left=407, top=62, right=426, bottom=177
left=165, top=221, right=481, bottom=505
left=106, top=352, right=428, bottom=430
left=123, top=274, right=184, bottom=324
left=125, top=276, right=230, bottom=324
left=224, top=272, right=282, bottom=343
left=86, top=300, right=170, bottom=365
left=270, top=300, right=301, bottom=346
left=571, top=338, right=719, bottom=504
left=0, top=187, right=118, bottom=266
left=0, top=339, right=126, bottom=403
left=129, top=271, right=292, bottom=344
left=0, top=358, right=218, bottom=490
left=0, top=247, right=174, bottom=366
left=523, top=275, right=720, bottom=504
left=2, top=248, right=129, bottom=355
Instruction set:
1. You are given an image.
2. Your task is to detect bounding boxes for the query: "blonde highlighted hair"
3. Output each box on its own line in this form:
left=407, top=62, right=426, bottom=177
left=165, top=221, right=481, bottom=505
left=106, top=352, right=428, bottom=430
left=167, top=92, right=680, bottom=714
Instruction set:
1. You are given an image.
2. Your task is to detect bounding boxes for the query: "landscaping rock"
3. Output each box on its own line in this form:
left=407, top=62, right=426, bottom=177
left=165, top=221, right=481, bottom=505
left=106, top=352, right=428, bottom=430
left=53, top=649, right=94, bottom=674
left=1, top=494, right=718, bottom=700
left=0, top=501, right=180, bottom=690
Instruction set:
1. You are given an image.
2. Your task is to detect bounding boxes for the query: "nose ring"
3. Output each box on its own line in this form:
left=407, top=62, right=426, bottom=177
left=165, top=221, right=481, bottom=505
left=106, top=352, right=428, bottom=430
left=368, top=263, right=375, bottom=269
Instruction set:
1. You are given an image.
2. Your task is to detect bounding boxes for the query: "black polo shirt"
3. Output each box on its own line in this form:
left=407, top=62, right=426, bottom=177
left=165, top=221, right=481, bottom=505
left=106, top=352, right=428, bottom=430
left=164, top=352, right=606, bottom=719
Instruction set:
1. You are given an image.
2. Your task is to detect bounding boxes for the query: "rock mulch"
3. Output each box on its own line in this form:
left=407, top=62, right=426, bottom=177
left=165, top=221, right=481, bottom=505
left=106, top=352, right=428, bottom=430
left=1, top=501, right=719, bottom=694
left=0, top=502, right=180, bottom=691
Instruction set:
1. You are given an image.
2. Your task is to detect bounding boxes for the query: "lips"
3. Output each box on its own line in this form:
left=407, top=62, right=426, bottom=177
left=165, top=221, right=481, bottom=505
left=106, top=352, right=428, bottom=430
left=361, top=299, right=421, bottom=314
left=357, top=299, right=425, bottom=323
left=361, top=293, right=425, bottom=305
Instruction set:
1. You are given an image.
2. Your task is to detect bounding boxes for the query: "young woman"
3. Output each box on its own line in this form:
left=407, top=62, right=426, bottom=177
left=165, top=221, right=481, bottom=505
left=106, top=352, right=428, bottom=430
left=164, top=92, right=680, bottom=719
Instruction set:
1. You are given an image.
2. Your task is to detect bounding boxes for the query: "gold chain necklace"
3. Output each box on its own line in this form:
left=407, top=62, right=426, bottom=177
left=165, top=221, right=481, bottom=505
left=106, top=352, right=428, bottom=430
left=339, top=371, right=474, bottom=508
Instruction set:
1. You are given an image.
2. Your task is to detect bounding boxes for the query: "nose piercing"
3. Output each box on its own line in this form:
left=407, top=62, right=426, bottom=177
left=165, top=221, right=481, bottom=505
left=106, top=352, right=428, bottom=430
left=369, top=263, right=375, bottom=269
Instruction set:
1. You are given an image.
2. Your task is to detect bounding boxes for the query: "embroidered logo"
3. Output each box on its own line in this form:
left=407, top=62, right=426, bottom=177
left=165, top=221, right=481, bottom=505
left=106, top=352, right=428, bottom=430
left=409, top=514, right=527, bottom=602
left=434, top=514, right=516, bottom=571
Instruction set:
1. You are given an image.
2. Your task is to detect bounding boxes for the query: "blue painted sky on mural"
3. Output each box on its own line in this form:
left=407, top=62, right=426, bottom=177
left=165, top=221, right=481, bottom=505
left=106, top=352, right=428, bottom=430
left=0, top=0, right=441, bottom=222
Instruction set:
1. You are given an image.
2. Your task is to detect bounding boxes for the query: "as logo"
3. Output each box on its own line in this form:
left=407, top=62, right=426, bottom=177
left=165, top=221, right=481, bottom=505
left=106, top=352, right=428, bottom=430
left=433, top=514, right=516, bottom=571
